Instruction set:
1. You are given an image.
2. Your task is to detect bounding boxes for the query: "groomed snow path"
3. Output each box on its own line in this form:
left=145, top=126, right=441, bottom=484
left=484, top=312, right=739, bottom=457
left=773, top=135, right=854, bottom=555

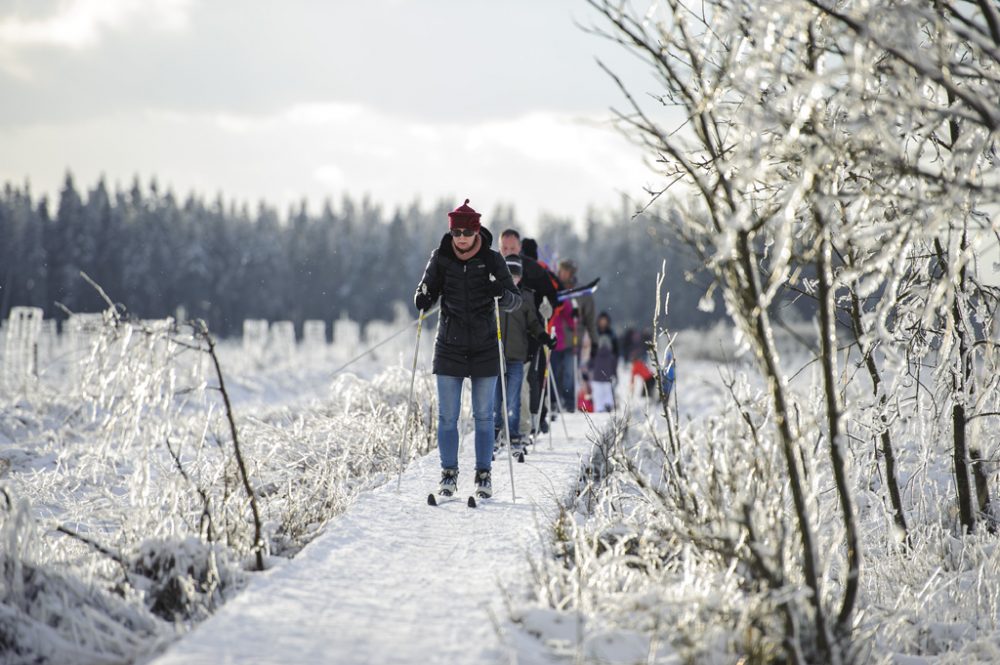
left=152, top=413, right=609, bottom=665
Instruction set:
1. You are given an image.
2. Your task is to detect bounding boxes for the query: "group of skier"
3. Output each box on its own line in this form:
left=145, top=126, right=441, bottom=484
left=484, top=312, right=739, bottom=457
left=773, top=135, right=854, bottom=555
left=413, top=199, right=621, bottom=503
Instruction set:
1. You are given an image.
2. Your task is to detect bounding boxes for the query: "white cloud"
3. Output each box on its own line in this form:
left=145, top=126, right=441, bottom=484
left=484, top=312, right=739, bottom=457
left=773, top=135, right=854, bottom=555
left=284, top=102, right=367, bottom=126
left=200, top=102, right=640, bottom=175
left=0, top=0, right=193, bottom=77
left=205, top=102, right=368, bottom=135
left=314, top=164, right=346, bottom=189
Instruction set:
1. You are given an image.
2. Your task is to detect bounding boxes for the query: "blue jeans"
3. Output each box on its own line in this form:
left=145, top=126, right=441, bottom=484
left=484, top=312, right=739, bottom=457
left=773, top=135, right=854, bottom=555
left=437, top=374, right=497, bottom=472
left=550, top=348, right=575, bottom=412
left=493, top=360, right=524, bottom=439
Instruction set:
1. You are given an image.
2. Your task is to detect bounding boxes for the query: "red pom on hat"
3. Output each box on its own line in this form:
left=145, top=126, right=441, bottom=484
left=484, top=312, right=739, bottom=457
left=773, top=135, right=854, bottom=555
left=448, top=198, right=481, bottom=231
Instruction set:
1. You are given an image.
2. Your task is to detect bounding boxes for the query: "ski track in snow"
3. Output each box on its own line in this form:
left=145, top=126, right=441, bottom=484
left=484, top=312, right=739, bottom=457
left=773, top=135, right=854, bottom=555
left=151, top=413, right=609, bottom=665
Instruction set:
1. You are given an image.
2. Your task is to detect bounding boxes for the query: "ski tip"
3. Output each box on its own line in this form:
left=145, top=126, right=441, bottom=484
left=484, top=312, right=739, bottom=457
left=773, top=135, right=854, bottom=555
left=467, top=495, right=477, bottom=508
left=427, top=493, right=437, bottom=506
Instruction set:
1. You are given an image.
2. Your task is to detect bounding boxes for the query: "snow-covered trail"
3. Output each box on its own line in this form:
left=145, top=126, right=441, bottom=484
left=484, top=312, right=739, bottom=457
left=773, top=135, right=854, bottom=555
left=151, top=413, right=608, bottom=665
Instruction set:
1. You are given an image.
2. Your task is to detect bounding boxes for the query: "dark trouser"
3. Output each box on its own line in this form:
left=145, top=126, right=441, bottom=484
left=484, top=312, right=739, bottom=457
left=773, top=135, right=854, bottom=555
left=550, top=347, right=575, bottom=413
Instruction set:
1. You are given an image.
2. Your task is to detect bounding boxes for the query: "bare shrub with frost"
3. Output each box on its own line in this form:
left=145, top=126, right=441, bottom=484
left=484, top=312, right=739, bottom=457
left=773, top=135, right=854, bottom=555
left=0, top=299, right=436, bottom=663
left=523, top=378, right=828, bottom=662
left=1, top=489, right=164, bottom=665
left=522, top=377, right=1000, bottom=662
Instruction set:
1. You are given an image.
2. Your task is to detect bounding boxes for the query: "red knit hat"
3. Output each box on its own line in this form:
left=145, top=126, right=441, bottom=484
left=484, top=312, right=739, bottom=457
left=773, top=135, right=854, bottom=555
left=448, top=198, right=481, bottom=231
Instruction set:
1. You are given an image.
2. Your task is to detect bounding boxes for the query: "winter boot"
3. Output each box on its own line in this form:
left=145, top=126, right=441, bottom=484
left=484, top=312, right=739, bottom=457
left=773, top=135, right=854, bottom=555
left=438, top=468, right=459, bottom=496
left=474, top=469, right=492, bottom=499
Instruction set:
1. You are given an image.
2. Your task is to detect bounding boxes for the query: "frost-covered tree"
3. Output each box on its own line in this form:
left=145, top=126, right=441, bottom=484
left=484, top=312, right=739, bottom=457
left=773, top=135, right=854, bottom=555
left=800, top=0, right=1000, bottom=535
left=588, top=0, right=999, bottom=659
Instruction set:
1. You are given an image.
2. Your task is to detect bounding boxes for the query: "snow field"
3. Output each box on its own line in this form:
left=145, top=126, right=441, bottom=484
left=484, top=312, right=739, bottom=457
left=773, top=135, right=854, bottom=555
left=151, top=413, right=612, bottom=665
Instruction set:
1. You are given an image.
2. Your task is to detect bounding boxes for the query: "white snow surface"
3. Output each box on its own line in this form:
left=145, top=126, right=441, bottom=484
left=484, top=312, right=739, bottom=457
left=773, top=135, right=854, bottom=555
left=151, top=413, right=609, bottom=665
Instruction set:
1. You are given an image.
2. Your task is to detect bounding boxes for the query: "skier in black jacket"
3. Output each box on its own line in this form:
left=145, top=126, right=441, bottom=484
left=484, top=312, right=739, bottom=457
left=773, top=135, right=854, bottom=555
left=414, top=199, right=521, bottom=499
left=500, top=230, right=558, bottom=314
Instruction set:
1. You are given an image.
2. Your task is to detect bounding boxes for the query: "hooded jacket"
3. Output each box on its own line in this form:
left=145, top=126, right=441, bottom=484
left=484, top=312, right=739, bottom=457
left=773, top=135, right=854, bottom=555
left=414, top=227, right=522, bottom=377
left=498, top=286, right=548, bottom=362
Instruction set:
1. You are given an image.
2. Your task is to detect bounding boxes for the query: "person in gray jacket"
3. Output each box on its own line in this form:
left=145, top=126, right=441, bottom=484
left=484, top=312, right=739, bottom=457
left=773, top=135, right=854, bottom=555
left=494, top=255, right=555, bottom=447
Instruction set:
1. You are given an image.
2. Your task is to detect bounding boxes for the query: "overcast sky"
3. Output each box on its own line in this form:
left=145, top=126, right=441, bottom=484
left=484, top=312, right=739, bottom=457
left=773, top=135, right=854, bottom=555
left=0, top=0, right=660, bottom=231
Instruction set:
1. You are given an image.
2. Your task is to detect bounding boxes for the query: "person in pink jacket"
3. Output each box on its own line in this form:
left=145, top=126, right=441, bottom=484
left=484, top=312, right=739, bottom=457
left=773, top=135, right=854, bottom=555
left=549, top=289, right=577, bottom=412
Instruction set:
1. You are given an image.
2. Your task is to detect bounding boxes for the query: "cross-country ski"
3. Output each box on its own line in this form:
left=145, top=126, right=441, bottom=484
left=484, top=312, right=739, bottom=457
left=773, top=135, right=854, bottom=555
left=426, top=491, right=458, bottom=507
left=555, top=276, right=601, bottom=302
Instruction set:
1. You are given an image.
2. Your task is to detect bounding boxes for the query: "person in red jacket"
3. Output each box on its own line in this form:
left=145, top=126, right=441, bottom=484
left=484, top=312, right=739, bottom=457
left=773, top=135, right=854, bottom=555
left=549, top=278, right=577, bottom=413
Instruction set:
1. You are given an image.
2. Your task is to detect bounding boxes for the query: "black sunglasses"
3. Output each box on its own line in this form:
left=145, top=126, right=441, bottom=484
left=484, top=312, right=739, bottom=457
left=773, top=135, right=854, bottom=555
left=450, top=228, right=477, bottom=237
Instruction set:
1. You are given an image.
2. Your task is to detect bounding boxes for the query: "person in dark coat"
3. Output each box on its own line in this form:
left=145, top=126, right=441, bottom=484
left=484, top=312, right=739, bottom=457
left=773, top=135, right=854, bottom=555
left=414, top=199, right=522, bottom=499
left=499, top=230, right=558, bottom=314
left=493, top=254, right=555, bottom=447
left=507, top=234, right=563, bottom=433
left=589, top=312, right=620, bottom=412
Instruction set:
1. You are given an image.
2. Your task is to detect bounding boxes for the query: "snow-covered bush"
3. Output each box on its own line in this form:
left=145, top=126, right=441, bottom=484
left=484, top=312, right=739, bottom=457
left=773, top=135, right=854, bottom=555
left=128, top=536, right=241, bottom=622
left=245, top=367, right=436, bottom=556
left=1, top=488, right=165, bottom=665
left=0, top=305, right=437, bottom=663
left=521, top=372, right=819, bottom=662
left=519, top=361, right=1000, bottom=662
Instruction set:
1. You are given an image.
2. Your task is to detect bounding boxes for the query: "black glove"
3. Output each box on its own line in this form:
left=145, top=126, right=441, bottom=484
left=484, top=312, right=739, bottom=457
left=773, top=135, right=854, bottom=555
left=414, top=284, right=433, bottom=312
left=540, top=333, right=557, bottom=350
left=488, top=279, right=506, bottom=299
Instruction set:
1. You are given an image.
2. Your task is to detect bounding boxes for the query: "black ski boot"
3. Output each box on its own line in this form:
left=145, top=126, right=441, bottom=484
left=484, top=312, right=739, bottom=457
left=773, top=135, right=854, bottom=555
left=474, top=469, right=492, bottom=499
left=438, top=468, right=459, bottom=496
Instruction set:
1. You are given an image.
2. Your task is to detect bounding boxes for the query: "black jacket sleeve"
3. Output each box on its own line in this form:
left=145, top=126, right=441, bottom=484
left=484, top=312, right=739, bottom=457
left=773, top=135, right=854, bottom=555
left=414, top=249, right=443, bottom=311
left=526, top=297, right=546, bottom=340
left=522, top=256, right=558, bottom=311
left=537, top=271, right=558, bottom=311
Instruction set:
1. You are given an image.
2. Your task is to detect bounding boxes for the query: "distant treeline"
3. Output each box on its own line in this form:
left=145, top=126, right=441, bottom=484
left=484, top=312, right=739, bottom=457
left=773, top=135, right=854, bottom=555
left=1, top=173, right=763, bottom=337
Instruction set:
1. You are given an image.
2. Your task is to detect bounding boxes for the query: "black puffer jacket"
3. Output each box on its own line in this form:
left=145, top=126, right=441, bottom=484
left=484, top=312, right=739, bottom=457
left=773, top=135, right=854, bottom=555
left=519, top=255, right=559, bottom=311
left=414, top=228, right=522, bottom=377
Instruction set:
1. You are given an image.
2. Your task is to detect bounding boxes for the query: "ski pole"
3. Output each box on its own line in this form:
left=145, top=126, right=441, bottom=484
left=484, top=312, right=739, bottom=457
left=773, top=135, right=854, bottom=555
left=530, top=351, right=544, bottom=445
left=541, top=345, right=554, bottom=450
left=396, top=311, right=425, bottom=492
left=570, top=302, right=580, bottom=414
left=572, top=333, right=579, bottom=415
left=494, top=295, right=517, bottom=503
left=530, top=307, right=553, bottom=445
left=547, top=351, right=571, bottom=440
